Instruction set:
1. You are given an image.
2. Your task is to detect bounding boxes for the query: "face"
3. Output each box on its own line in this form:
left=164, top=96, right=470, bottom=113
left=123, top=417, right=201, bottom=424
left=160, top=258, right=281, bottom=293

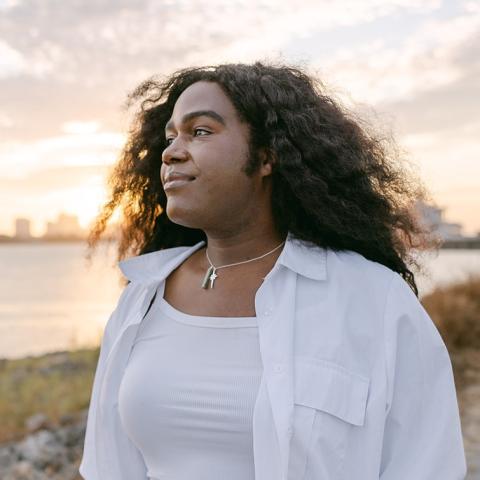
left=160, top=81, right=272, bottom=232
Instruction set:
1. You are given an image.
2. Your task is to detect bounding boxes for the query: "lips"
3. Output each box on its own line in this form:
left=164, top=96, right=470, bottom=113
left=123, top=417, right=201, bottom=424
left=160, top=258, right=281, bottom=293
left=163, top=173, right=195, bottom=191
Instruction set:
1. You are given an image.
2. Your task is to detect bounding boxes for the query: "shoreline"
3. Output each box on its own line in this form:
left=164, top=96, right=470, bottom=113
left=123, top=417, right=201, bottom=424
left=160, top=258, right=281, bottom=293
left=0, top=345, right=479, bottom=477
left=1, top=272, right=479, bottom=477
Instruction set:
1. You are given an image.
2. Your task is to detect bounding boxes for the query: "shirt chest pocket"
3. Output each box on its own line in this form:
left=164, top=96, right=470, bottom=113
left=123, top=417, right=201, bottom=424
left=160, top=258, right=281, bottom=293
left=288, top=356, right=370, bottom=480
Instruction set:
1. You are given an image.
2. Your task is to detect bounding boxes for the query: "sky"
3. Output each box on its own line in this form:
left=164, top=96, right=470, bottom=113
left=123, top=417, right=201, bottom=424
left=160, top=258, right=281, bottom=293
left=0, top=0, right=479, bottom=236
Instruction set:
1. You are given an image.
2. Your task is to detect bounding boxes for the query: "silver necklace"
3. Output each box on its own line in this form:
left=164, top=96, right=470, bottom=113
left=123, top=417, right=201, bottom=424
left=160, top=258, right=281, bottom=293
left=201, top=240, right=286, bottom=289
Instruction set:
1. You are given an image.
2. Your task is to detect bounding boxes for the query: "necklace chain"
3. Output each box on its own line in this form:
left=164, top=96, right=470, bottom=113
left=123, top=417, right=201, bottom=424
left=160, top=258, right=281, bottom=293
left=201, top=240, right=285, bottom=289
left=205, top=240, right=285, bottom=270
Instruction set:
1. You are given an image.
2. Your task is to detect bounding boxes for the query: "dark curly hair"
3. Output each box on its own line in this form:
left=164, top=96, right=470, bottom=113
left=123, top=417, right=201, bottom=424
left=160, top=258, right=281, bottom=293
left=86, top=61, right=438, bottom=296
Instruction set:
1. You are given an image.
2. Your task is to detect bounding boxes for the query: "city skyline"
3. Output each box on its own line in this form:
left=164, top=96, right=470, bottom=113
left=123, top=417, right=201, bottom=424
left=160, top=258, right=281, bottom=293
left=1, top=0, right=479, bottom=236
left=4, top=212, right=120, bottom=240
left=4, top=199, right=478, bottom=243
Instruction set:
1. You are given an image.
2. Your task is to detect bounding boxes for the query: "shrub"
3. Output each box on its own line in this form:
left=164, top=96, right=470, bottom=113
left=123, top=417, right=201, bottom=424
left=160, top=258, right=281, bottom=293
left=421, top=273, right=480, bottom=352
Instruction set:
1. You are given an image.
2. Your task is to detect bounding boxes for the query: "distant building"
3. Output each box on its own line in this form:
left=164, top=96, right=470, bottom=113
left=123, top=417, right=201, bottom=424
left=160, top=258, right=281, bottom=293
left=414, top=201, right=465, bottom=241
left=14, top=218, right=31, bottom=239
left=45, top=213, right=85, bottom=239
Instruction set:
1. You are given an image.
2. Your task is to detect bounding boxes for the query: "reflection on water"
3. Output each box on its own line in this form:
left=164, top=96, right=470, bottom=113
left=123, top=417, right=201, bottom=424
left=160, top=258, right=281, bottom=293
left=415, top=249, right=480, bottom=296
left=0, top=242, right=124, bottom=359
left=0, top=242, right=479, bottom=359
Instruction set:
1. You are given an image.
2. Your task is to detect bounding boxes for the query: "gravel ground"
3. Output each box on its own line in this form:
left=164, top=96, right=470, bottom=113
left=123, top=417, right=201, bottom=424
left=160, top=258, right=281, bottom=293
left=0, top=348, right=477, bottom=479
left=453, top=349, right=480, bottom=479
left=459, top=383, right=480, bottom=479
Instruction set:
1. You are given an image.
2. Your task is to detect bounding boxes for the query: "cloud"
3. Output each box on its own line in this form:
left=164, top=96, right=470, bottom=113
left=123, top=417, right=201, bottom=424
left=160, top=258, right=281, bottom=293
left=0, top=165, right=108, bottom=191
left=0, top=0, right=21, bottom=9
left=62, top=121, right=101, bottom=135
left=0, top=165, right=110, bottom=234
left=396, top=118, right=480, bottom=236
left=318, top=8, right=480, bottom=106
left=0, top=39, right=25, bottom=78
left=1, top=0, right=479, bottom=235
left=0, top=0, right=442, bottom=82
left=0, top=112, right=13, bottom=127
left=0, top=130, right=125, bottom=177
left=377, top=65, right=480, bottom=135
left=0, top=0, right=449, bottom=144
left=362, top=9, right=480, bottom=138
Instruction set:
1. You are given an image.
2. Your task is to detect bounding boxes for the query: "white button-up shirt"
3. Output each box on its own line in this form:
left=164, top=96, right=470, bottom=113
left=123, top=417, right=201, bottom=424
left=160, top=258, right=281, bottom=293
left=79, top=232, right=467, bottom=480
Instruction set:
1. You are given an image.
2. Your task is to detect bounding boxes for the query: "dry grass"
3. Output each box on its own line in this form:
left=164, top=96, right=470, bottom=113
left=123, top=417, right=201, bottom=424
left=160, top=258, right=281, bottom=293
left=420, top=273, right=480, bottom=392
left=0, top=348, right=99, bottom=443
left=421, top=273, right=480, bottom=352
left=0, top=274, right=478, bottom=444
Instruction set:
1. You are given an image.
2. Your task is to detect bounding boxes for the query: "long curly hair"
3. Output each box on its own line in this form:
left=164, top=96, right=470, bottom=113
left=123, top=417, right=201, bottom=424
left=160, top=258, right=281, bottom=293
left=87, top=62, right=438, bottom=296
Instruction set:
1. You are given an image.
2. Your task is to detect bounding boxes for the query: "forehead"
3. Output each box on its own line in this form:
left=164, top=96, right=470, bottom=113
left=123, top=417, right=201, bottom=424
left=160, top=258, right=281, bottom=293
left=169, top=81, right=240, bottom=122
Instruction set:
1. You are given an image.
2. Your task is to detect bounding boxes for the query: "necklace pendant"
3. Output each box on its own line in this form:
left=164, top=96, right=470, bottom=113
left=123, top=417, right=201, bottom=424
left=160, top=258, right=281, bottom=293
left=201, top=266, right=214, bottom=289
left=209, top=269, right=218, bottom=289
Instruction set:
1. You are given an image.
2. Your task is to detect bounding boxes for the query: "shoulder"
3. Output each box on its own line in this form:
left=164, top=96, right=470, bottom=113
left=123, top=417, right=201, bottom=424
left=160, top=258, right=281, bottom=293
left=325, top=248, right=397, bottom=295
left=118, top=244, right=193, bottom=275
left=118, top=241, right=206, bottom=283
left=326, top=249, right=434, bottom=337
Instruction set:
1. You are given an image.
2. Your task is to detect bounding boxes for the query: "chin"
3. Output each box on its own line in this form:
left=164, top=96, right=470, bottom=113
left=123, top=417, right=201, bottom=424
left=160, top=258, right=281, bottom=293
left=165, top=204, right=201, bottom=229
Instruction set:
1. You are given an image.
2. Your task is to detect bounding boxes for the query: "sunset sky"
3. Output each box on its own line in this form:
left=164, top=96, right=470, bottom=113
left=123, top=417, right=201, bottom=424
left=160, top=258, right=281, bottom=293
left=1, top=0, right=479, bottom=236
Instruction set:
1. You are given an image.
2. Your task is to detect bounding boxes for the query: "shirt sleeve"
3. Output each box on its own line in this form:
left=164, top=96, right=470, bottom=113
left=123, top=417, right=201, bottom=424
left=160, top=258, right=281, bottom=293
left=79, top=282, right=135, bottom=480
left=380, top=273, right=467, bottom=479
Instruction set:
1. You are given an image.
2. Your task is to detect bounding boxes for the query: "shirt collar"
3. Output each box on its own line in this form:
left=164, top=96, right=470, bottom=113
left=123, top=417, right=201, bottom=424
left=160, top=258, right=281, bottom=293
left=279, top=231, right=327, bottom=280
left=118, top=231, right=327, bottom=283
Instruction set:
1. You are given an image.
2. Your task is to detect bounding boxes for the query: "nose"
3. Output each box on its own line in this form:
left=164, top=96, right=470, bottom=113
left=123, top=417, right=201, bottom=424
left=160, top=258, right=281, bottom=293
left=161, top=139, right=189, bottom=165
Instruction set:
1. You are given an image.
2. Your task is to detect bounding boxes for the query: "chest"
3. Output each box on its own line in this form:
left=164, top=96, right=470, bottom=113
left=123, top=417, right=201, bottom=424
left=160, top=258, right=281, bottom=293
left=163, top=262, right=267, bottom=317
left=105, top=269, right=387, bottom=480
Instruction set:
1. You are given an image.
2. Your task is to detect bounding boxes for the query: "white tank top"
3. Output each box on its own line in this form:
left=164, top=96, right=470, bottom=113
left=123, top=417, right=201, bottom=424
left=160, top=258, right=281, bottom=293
left=118, top=289, right=263, bottom=480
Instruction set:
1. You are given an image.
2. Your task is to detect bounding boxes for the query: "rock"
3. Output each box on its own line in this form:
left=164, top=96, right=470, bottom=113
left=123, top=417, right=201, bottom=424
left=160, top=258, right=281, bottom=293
left=0, top=444, right=17, bottom=470
left=0, top=408, right=88, bottom=479
left=3, top=460, right=46, bottom=480
left=25, top=414, right=51, bottom=434
left=37, top=353, right=84, bottom=376
left=55, top=424, right=85, bottom=448
left=17, top=429, right=68, bottom=470
left=59, top=413, right=75, bottom=426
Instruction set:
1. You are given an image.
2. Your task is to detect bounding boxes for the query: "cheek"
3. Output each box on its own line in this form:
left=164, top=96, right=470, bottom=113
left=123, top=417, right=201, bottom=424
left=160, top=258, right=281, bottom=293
left=201, top=169, right=252, bottom=201
left=160, top=162, right=167, bottom=182
left=201, top=152, right=251, bottom=189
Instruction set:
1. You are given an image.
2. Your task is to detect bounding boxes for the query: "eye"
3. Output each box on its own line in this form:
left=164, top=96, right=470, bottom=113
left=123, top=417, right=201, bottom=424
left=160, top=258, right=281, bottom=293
left=193, top=128, right=211, bottom=137
left=165, top=137, right=175, bottom=145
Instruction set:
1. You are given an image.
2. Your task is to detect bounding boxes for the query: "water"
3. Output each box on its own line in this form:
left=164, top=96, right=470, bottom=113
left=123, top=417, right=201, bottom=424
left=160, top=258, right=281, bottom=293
left=414, top=249, right=480, bottom=294
left=0, top=242, right=479, bottom=360
left=0, top=242, right=124, bottom=359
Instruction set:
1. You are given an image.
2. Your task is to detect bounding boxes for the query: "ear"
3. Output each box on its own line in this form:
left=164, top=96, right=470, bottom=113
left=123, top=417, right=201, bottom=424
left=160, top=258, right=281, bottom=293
left=258, top=148, right=276, bottom=178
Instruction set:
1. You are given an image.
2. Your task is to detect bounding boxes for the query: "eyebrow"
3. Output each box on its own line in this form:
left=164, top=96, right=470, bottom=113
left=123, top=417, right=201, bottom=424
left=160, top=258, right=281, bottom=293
left=165, top=110, right=226, bottom=132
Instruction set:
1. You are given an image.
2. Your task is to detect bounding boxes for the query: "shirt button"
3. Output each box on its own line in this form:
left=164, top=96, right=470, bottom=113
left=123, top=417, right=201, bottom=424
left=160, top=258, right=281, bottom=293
left=287, top=426, right=294, bottom=438
left=273, top=363, right=285, bottom=374
left=263, top=307, right=272, bottom=316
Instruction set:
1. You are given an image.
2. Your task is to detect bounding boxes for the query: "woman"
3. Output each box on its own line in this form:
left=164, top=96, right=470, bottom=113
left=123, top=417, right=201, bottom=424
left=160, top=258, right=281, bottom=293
left=80, top=62, right=466, bottom=480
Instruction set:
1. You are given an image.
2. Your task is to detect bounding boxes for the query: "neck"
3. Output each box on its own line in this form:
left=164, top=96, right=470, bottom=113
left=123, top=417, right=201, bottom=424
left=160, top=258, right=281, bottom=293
left=202, top=229, right=286, bottom=268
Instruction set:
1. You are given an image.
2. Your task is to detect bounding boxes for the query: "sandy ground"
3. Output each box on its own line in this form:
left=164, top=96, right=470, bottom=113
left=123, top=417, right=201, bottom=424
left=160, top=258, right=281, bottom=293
left=453, top=349, right=480, bottom=479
